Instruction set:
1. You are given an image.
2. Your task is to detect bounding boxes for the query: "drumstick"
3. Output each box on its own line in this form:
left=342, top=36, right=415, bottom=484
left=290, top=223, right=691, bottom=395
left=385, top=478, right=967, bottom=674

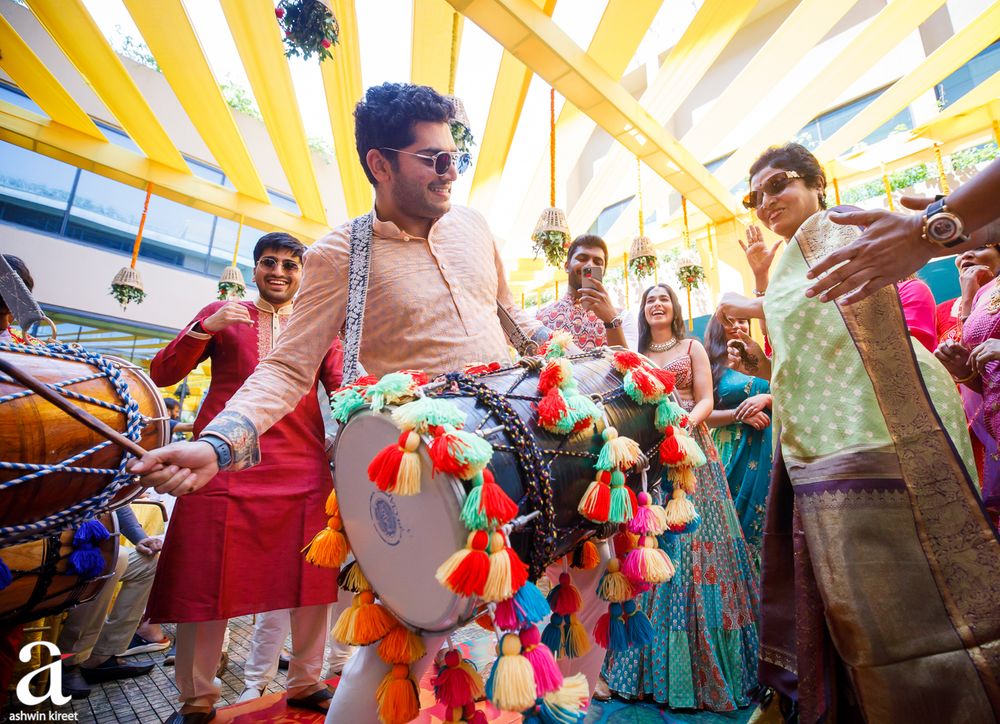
left=0, top=357, right=150, bottom=459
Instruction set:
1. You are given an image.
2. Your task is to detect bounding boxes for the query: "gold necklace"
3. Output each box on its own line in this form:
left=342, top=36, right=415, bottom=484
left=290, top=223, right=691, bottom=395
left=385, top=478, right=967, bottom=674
left=648, top=338, right=679, bottom=352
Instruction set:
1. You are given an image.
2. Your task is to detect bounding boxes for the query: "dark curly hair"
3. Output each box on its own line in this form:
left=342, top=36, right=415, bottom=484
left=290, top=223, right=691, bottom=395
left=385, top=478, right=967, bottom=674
left=748, top=143, right=827, bottom=210
left=354, top=83, right=455, bottom=186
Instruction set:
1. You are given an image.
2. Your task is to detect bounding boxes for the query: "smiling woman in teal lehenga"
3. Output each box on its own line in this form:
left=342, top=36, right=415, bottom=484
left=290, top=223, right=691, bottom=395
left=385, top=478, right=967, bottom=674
left=704, top=314, right=773, bottom=560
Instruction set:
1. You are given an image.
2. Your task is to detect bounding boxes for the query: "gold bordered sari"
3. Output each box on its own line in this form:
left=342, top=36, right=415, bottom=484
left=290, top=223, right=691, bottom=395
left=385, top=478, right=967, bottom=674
left=759, top=211, right=1000, bottom=723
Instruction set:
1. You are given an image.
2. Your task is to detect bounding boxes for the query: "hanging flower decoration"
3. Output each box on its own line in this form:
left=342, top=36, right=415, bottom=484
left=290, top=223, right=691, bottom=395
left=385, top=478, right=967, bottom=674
left=532, top=225, right=571, bottom=268
left=629, top=237, right=657, bottom=281
left=217, top=279, right=246, bottom=302
left=532, top=88, right=571, bottom=269
left=444, top=13, right=475, bottom=156
left=110, top=183, right=152, bottom=311
left=675, top=249, right=706, bottom=292
left=276, top=0, right=339, bottom=62
left=217, top=215, right=247, bottom=301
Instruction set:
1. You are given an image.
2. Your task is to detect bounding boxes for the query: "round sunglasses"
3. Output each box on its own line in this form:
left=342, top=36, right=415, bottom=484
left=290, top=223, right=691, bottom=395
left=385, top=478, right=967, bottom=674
left=742, top=170, right=802, bottom=210
left=380, top=148, right=472, bottom=176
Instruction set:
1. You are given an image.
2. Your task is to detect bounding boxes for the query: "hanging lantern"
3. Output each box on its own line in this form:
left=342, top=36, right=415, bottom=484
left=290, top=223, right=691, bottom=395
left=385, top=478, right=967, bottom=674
left=532, top=88, right=571, bottom=268
left=675, top=198, right=703, bottom=331
left=110, top=183, right=152, bottom=310
left=218, top=215, right=247, bottom=301
left=444, top=12, right=474, bottom=156
left=629, top=159, right=657, bottom=281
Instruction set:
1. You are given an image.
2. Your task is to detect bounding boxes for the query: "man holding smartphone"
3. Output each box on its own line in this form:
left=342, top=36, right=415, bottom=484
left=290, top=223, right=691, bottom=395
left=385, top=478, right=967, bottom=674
left=537, top=234, right=628, bottom=350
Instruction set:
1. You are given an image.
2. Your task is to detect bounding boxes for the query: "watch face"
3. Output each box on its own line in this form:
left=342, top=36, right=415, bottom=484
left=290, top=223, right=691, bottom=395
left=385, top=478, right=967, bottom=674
left=927, top=214, right=959, bottom=242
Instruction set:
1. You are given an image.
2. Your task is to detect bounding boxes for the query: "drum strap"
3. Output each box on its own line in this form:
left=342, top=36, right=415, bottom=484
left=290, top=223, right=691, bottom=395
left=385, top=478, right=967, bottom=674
left=343, top=212, right=541, bottom=384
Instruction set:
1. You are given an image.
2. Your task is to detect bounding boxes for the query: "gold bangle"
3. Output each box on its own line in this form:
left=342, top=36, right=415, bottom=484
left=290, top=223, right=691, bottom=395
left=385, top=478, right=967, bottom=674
left=954, top=370, right=978, bottom=384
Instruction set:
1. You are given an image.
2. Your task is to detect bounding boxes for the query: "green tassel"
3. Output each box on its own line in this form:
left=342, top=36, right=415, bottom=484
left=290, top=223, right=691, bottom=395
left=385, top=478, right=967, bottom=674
left=365, top=372, right=416, bottom=412
left=655, top=398, right=687, bottom=430
left=608, top=470, right=630, bottom=523
left=565, top=392, right=602, bottom=430
left=331, top=387, right=367, bottom=423
left=392, top=396, right=465, bottom=431
left=622, top=371, right=645, bottom=405
left=450, top=429, right=494, bottom=470
left=460, top=473, right=488, bottom=530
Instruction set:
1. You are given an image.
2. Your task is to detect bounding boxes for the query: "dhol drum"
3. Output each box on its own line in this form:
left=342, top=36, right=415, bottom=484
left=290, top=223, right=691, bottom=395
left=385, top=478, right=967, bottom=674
left=0, top=343, right=169, bottom=544
left=0, top=514, right=119, bottom=626
left=333, top=350, right=665, bottom=633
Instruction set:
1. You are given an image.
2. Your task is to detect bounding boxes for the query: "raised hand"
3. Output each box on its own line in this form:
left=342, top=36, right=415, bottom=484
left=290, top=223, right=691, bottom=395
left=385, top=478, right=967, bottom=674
left=202, top=302, right=254, bottom=333
left=738, top=224, right=783, bottom=281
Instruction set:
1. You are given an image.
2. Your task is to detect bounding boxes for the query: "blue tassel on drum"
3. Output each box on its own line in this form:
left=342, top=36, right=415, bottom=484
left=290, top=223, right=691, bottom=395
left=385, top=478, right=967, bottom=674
left=623, top=599, right=654, bottom=647
left=0, top=556, right=12, bottom=591
left=515, top=581, right=550, bottom=624
left=541, top=613, right=565, bottom=654
left=69, top=518, right=111, bottom=578
left=607, top=602, right=627, bottom=651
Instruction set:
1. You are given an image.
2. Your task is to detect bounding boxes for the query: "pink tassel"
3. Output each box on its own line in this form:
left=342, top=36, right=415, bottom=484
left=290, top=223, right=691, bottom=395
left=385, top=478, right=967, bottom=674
left=628, top=491, right=657, bottom=535
left=519, top=625, right=563, bottom=696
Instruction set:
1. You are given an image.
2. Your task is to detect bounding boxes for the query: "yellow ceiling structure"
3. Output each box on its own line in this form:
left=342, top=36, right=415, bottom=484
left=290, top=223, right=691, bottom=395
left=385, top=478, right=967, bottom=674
left=0, top=0, right=996, bottom=299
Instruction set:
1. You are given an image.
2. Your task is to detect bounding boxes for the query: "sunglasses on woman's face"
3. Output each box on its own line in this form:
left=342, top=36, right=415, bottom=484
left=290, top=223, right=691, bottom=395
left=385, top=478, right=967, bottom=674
left=380, top=148, right=472, bottom=176
left=742, top=170, right=802, bottom=210
left=257, top=257, right=301, bottom=272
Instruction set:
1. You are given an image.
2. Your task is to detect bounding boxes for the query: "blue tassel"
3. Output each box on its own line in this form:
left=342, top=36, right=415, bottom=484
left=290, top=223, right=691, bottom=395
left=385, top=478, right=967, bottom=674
left=0, top=556, right=11, bottom=590
left=608, top=602, right=627, bottom=651
left=72, top=519, right=110, bottom=546
left=539, top=699, right=586, bottom=724
left=484, top=655, right=499, bottom=701
left=69, top=547, right=105, bottom=578
left=515, top=581, right=550, bottom=624
left=541, top=613, right=565, bottom=654
left=623, top=599, right=654, bottom=647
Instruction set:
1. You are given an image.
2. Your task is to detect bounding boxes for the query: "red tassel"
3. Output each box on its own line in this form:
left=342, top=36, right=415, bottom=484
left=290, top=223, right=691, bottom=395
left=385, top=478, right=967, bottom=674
left=611, top=350, right=643, bottom=373
left=354, top=374, right=379, bottom=387
left=659, top=427, right=685, bottom=465
left=578, top=470, right=612, bottom=523
left=437, top=530, right=491, bottom=597
left=480, top=469, right=518, bottom=525
left=399, top=369, right=429, bottom=386
left=368, top=437, right=404, bottom=491
left=650, top=366, right=676, bottom=392
left=538, top=360, right=568, bottom=393
left=507, top=547, right=528, bottom=593
left=631, top=366, right=662, bottom=397
left=593, top=612, right=610, bottom=648
left=433, top=650, right=476, bottom=709
left=536, top=387, right=569, bottom=430
left=551, top=572, right=583, bottom=615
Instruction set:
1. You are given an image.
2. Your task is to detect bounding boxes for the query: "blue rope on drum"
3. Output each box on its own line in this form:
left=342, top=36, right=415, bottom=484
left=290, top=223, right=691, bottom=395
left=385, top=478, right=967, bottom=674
left=0, top=342, right=143, bottom=543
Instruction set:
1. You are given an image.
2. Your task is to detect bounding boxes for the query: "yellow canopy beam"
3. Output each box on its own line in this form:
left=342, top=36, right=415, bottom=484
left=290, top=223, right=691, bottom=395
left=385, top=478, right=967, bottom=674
left=447, top=0, right=741, bottom=223
left=714, top=0, right=948, bottom=187
left=220, top=0, right=327, bottom=224
left=24, top=0, right=188, bottom=171
left=411, top=0, right=464, bottom=93
left=320, top=0, right=371, bottom=218
left=0, top=14, right=103, bottom=140
left=121, top=0, right=270, bottom=203
left=565, top=0, right=756, bottom=236
left=680, top=0, right=859, bottom=159
left=467, top=0, right=556, bottom=214
left=814, top=0, right=1000, bottom=162
left=507, top=0, right=664, bottom=240
left=912, top=69, right=1000, bottom=144
left=0, top=102, right=328, bottom=241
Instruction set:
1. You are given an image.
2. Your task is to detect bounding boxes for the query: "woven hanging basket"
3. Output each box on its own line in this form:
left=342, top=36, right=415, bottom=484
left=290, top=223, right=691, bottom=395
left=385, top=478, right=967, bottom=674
left=217, top=265, right=247, bottom=301
left=629, top=235, right=657, bottom=280
left=629, top=235, right=655, bottom=260
left=110, top=266, right=146, bottom=309
left=446, top=95, right=471, bottom=130
left=531, top=207, right=571, bottom=268
left=446, top=95, right=475, bottom=154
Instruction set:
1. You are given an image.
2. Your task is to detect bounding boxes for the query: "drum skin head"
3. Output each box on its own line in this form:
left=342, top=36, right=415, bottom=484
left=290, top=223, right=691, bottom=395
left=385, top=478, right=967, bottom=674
left=333, top=409, right=476, bottom=633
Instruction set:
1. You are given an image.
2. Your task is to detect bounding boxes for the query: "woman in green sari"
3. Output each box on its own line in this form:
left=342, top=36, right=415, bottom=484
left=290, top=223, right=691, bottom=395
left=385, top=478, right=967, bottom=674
left=718, top=143, right=1000, bottom=723
left=704, top=314, right=772, bottom=560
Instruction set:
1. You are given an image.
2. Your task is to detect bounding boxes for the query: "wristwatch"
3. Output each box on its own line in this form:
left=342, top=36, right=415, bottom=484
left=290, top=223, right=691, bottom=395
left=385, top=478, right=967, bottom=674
left=604, top=315, right=623, bottom=330
left=200, top=434, right=233, bottom=469
left=923, top=198, right=968, bottom=248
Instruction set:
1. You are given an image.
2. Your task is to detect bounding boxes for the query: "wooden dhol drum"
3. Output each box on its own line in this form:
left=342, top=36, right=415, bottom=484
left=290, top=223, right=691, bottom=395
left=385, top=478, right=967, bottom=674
left=0, top=514, right=119, bottom=626
left=333, top=350, right=665, bottom=633
left=0, top=344, right=169, bottom=544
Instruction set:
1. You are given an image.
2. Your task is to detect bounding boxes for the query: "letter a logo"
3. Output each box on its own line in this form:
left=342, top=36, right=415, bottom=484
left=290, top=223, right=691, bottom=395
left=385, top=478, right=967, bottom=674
left=16, top=641, right=71, bottom=706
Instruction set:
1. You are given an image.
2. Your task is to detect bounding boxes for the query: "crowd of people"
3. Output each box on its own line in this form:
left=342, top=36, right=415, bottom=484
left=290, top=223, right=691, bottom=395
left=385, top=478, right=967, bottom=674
left=4, top=79, right=1000, bottom=723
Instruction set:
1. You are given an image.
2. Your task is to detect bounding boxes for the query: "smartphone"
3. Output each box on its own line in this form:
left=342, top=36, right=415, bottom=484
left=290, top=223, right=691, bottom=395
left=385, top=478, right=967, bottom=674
left=582, top=265, right=603, bottom=289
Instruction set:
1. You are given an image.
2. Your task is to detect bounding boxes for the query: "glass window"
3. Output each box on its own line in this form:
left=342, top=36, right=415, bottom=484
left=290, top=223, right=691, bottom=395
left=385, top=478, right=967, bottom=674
left=267, top=190, right=300, bottom=215
left=185, top=156, right=225, bottom=185
left=94, top=121, right=142, bottom=154
left=936, top=40, right=1000, bottom=110
left=0, top=82, right=46, bottom=116
left=0, top=141, right=76, bottom=234
left=588, top=196, right=634, bottom=237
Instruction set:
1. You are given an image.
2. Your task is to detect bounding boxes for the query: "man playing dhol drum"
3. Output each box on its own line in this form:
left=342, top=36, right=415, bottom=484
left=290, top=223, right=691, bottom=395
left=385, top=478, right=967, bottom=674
left=132, top=83, right=550, bottom=724
left=145, top=233, right=345, bottom=723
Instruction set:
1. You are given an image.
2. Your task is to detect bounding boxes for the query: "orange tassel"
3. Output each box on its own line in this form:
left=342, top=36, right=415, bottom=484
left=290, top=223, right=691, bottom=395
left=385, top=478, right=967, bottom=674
left=351, top=590, right=398, bottom=645
left=378, top=624, right=426, bottom=665
left=376, top=663, right=420, bottom=724
left=302, top=514, right=349, bottom=568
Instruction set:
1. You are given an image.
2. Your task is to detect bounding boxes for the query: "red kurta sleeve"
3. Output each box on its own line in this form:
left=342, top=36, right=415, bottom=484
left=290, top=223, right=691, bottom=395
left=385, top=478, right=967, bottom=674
left=149, top=302, right=225, bottom=387
left=318, top=338, right=344, bottom=392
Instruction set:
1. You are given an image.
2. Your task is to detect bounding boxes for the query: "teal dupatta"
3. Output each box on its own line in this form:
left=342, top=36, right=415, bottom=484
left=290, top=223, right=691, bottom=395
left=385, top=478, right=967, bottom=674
left=711, top=368, right=772, bottom=555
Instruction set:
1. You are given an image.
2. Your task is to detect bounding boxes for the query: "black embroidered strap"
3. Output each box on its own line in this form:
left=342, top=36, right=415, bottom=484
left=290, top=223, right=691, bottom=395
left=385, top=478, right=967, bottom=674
left=343, top=213, right=375, bottom=385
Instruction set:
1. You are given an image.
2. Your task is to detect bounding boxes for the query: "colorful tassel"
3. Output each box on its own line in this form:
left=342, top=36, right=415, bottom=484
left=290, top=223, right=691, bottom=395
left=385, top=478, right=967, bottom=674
left=597, top=558, right=633, bottom=603
left=541, top=613, right=565, bottom=655
left=623, top=535, right=675, bottom=585
left=332, top=594, right=361, bottom=644
left=537, top=673, right=589, bottom=724
left=607, top=470, right=638, bottom=524
left=429, top=427, right=494, bottom=479
left=483, top=532, right=528, bottom=603
left=461, top=469, right=517, bottom=530
left=547, top=572, right=582, bottom=616
left=623, top=599, right=654, bottom=647
left=392, top=396, right=465, bottom=432
left=69, top=521, right=108, bottom=578
left=432, top=649, right=484, bottom=708
left=338, top=560, right=370, bottom=593
left=628, top=491, right=657, bottom=535
left=570, top=539, right=601, bottom=570
left=375, top=663, right=420, bottom=724
left=655, top=397, right=688, bottom=429
left=378, top=624, right=426, bottom=665
left=368, top=430, right=422, bottom=495
left=577, top=470, right=612, bottom=523
left=344, top=590, right=398, bottom=645
left=519, top=625, right=563, bottom=696
left=73, top=518, right=110, bottom=546
left=331, top=386, right=367, bottom=422
left=565, top=614, right=591, bottom=658
left=436, top=530, right=491, bottom=597
left=659, top=426, right=685, bottom=465
left=606, top=602, right=627, bottom=651
left=485, top=633, right=537, bottom=712
left=665, top=487, right=698, bottom=531
left=302, top=517, right=349, bottom=568
left=610, top=349, right=644, bottom=374
left=596, top=427, right=641, bottom=471
left=366, top=372, right=420, bottom=412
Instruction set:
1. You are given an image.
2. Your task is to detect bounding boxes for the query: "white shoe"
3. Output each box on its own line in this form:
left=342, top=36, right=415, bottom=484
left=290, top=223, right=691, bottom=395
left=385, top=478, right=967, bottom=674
left=237, top=686, right=265, bottom=703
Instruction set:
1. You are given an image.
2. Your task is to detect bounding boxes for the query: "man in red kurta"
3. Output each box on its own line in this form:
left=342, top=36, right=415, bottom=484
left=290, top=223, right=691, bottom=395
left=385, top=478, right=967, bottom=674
left=148, top=233, right=343, bottom=723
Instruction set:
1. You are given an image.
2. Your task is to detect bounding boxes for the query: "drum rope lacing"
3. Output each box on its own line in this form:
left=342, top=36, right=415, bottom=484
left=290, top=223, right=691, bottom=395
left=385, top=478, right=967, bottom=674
left=0, top=342, right=144, bottom=544
left=443, top=372, right=558, bottom=580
